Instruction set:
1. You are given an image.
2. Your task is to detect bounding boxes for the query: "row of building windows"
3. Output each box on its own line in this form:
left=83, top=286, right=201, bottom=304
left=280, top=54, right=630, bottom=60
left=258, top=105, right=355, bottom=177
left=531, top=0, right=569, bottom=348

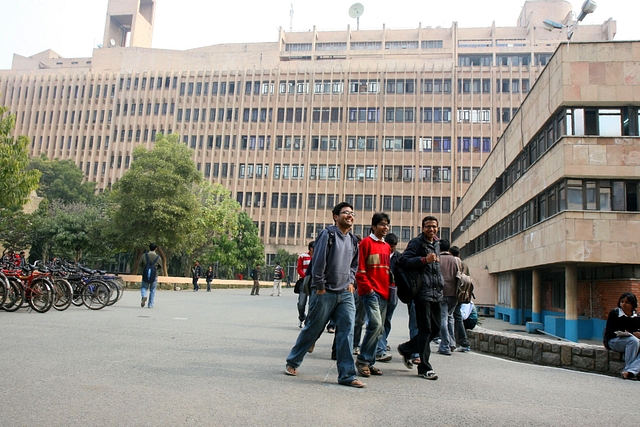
left=459, top=179, right=640, bottom=259
left=284, top=40, right=444, bottom=52
left=10, top=75, right=534, bottom=106
left=458, top=53, right=551, bottom=66
left=454, top=106, right=640, bottom=240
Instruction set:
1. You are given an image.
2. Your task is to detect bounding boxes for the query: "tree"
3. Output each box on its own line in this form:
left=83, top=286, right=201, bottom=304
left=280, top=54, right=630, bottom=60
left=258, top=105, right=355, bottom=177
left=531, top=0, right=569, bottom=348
left=0, top=106, right=40, bottom=210
left=30, top=200, right=111, bottom=263
left=108, top=133, right=202, bottom=274
left=181, top=181, right=242, bottom=275
left=28, top=155, right=96, bottom=204
left=0, top=208, right=33, bottom=253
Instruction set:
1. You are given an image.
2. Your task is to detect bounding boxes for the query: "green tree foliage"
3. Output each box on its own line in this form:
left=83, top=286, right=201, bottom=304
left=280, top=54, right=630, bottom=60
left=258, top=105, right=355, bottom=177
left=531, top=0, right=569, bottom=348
left=185, top=181, right=241, bottom=274
left=28, top=155, right=96, bottom=204
left=108, top=133, right=202, bottom=274
left=30, top=199, right=111, bottom=263
left=0, top=208, right=33, bottom=252
left=0, top=106, right=40, bottom=210
left=205, top=211, right=264, bottom=279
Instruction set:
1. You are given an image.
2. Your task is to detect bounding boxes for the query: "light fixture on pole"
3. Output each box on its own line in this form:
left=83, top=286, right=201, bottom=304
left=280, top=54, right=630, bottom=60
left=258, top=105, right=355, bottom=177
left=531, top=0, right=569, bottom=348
left=542, top=0, right=597, bottom=40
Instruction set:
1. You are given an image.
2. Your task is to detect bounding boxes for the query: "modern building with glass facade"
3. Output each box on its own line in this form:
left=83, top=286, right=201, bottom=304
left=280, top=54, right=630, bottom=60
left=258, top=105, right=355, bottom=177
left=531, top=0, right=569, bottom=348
left=0, top=0, right=616, bottom=265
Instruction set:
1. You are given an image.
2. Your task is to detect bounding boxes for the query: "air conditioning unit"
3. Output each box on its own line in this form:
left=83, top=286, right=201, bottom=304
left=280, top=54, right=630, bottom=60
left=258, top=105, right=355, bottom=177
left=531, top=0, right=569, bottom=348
left=474, top=208, right=483, bottom=216
left=357, top=174, right=365, bottom=180
left=469, top=215, right=476, bottom=221
left=460, top=226, right=467, bottom=231
left=465, top=220, right=472, bottom=227
left=482, top=201, right=491, bottom=209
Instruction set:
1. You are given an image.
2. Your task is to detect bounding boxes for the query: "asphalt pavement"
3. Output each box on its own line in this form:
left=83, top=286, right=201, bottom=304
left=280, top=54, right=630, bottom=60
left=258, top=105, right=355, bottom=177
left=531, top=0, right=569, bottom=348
left=0, top=287, right=630, bottom=426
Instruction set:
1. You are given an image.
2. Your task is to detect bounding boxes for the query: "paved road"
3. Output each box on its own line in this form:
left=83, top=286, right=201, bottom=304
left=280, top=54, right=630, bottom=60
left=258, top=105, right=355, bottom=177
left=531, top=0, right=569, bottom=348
left=1, top=288, right=631, bottom=426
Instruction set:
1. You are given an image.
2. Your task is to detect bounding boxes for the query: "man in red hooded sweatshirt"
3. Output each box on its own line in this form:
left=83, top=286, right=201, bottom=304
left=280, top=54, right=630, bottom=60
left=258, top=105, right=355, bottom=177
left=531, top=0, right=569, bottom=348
left=354, top=212, right=391, bottom=377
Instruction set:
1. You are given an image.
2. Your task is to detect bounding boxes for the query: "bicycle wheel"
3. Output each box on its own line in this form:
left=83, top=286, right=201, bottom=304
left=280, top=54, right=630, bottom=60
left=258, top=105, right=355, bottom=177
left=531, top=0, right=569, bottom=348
left=0, top=272, right=8, bottom=308
left=2, top=278, right=24, bottom=312
left=69, top=280, right=84, bottom=306
left=81, top=280, right=110, bottom=310
left=102, top=279, right=121, bottom=306
left=28, top=278, right=54, bottom=313
left=52, top=278, right=73, bottom=311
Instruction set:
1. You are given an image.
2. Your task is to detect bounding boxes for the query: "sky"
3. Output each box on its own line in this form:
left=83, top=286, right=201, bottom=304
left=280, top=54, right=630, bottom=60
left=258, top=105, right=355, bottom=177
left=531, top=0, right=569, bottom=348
left=1, top=0, right=637, bottom=70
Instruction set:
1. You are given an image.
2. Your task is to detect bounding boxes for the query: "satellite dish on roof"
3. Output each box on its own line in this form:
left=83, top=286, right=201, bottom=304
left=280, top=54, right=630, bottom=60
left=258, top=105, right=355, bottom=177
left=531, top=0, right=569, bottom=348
left=349, top=3, right=364, bottom=19
left=110, top=39, right=116, bottom=47
left=349, top=3, right=364, bottom=30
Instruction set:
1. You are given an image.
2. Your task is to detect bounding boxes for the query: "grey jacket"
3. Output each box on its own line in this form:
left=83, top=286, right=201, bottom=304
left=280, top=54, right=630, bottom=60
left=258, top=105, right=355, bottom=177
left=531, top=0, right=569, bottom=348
left=311, top=225, right=358, bottom=293
left=397, top=234, right=444, bottom=302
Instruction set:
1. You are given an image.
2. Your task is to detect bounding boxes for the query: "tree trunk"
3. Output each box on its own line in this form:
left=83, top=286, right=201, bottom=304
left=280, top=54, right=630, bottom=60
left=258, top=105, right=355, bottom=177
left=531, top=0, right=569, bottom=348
left=133, top=247, right=144, bottom=274
left=156, top=246, right=168, bottom=276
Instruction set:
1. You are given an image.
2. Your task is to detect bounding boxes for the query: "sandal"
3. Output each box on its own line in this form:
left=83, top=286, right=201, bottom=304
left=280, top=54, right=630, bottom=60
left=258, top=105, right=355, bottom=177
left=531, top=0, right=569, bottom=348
left=285, top=365, right=298, bottom=376
left=622, top=372, right=635, bottom=380
left=369, top=365, right=383, bottom=376
left=397, top=345, right=414, bottom=370
left=356, top=362, right=371, bottom=377
left=339, top=379, right=366, bottom=388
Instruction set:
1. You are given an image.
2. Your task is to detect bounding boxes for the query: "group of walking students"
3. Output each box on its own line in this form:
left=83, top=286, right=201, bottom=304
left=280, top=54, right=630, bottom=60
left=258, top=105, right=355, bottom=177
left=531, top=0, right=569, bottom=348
left=284, top=202, right=475, bottom=388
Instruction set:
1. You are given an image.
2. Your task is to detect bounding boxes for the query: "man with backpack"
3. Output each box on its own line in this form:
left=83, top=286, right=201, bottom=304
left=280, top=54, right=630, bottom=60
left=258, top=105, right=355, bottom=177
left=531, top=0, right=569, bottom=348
left=396, top=216, right=444, bottom=380
left=285, top=202, right=363, bottom=388
left=140, top=243, right=162, bottom=308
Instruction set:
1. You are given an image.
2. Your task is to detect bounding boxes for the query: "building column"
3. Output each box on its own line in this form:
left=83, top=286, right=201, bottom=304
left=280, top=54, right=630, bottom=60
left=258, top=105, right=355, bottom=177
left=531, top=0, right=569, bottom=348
left=532, top=269, right=542, bottom=323
left=510, top=271, right=518, bottom=325
left=565, top=264, right=579, bottom=342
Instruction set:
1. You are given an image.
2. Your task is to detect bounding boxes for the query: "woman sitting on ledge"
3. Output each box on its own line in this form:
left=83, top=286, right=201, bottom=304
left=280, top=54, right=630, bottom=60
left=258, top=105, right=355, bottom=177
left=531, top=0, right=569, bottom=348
left=605, top=292, right=640, bottom=380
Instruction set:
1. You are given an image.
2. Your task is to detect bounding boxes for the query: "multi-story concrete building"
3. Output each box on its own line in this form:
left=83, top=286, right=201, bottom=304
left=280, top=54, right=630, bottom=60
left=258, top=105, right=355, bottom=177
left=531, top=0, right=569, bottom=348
left=0, top=0, right=616, bottom=263
left=452, top=40, right=640, bottom=341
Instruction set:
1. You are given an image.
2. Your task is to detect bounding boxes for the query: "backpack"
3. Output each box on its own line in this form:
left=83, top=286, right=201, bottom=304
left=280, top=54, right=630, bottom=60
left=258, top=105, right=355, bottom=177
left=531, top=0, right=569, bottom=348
left=142, top=253, right=160, bottom=283
left=394, top=237, right=440, bottom=304
left=454, top=258, right=475, bottom=304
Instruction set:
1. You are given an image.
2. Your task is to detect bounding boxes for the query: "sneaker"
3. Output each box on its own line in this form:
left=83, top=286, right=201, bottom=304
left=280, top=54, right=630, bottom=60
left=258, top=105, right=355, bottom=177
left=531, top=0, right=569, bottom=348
left=450, top=346, right=456, bottom=353
left=436, top=350, right=452, bottom=356
left=432, top=337, right=441, bottom=344
left=420, top=370, right=438, bottom=380
left=141, top=297, right=147, bottom=308
left=457, top=346, right=471, bottom=353
left=298, top=320, right=303, bottom=328
left=397, top=345, right=414, bottom=369
left=376, top=353, right=392, bottom=362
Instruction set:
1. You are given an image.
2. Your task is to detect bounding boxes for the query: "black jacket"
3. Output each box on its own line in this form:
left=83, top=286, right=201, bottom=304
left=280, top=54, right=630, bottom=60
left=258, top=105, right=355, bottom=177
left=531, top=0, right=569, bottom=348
left=398, top=234, right=444, bottom=302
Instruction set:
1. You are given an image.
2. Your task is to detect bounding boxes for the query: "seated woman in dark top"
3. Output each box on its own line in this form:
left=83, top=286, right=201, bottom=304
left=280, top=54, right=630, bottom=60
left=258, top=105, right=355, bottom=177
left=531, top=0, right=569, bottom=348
left=605, top=292, right=640, bottom=380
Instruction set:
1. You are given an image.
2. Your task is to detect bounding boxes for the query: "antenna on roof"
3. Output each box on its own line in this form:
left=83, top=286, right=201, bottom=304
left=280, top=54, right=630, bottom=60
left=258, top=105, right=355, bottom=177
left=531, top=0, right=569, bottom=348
left=290, top=4, right=294, bottom=32
left=349, top=3, right=364, bottom=31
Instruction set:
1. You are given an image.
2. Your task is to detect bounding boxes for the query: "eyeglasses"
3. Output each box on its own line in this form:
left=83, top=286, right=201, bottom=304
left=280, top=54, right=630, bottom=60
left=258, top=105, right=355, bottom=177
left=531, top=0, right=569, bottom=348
left=423, top=225, right=438, bottom=229
left=377, top=223, right=390, bottom=228
left=340, top=211, right=356, bottom=217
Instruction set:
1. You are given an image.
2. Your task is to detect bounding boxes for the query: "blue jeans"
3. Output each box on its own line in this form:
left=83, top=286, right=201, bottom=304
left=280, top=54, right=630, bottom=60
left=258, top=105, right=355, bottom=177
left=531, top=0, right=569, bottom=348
left=140, top=279, right=157, bottom=308
left=286, top=290, right=357, bottom=384
left=377, top=293, right=397, bottom=355
left=297, top=292, right=308, bottom=322
left=439, top=296, right=457, bottom=353
left=353, top=292, right=367, bottom=348
left=609, top=335, right=640, bottom=374
left=357, top=292, right=387, bottom=366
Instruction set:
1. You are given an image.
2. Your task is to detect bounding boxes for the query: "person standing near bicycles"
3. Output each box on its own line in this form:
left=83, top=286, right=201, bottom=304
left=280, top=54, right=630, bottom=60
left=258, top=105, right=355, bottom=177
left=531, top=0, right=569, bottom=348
left=140, top=243, right=162, bottom=308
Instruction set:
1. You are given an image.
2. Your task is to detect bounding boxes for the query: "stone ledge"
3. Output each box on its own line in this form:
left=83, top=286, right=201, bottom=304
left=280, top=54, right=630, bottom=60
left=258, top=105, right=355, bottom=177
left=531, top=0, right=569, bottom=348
left=468, top=328, right=623, bottom=377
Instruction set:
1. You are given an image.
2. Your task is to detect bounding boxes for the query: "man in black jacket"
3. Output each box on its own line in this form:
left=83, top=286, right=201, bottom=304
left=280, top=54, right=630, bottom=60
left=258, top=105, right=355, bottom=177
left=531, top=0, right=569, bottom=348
left=396, top=216, right=444, bottom=380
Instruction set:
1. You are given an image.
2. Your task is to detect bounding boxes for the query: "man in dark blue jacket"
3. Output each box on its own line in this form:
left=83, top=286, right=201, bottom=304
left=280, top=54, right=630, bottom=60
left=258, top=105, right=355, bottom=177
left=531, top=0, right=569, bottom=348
left=397, top=216, right=444, bottom=380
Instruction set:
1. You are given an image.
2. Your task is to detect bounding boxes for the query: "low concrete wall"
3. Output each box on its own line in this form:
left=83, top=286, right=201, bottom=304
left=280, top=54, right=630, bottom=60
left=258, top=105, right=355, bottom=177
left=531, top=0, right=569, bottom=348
left=468, top=328, right=624, bottom=378
left=119, top=274, right=268, bottom=290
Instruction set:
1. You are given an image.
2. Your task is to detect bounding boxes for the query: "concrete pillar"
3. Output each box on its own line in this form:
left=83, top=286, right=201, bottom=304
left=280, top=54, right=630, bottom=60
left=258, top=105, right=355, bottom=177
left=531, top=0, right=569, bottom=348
left=565, top=264, right=578, bottom=342
left=532, top=269, right=542, bottom=323
left=510, top=271, right=518, bottom=325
